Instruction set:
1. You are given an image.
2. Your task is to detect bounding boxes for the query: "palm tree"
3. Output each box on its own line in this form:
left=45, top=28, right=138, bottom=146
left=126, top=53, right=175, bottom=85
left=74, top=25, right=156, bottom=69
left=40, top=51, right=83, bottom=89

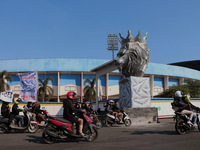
left=37, top=76, right=54, bottom=102
left=83, top=78, right=96, bottom=102
left=0, top=70, right=12, bottom=92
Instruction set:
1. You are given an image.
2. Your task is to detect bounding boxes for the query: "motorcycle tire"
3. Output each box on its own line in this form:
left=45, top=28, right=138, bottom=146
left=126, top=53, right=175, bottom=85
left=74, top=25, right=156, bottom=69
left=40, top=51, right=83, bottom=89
left=105, top=118, right=111, bottom=127
left=96, top=121, right=103, bottom=128
left=42, top=126, right=58, bottom=144
left=28, top=123, right=38, bottom=133
left=84, top=127, right=98, bottom=142
left=175, top=119, right=187, bottom=135
left=0, top=123, right=8, bottom=134
left=124, top=119, right=131, bottom=126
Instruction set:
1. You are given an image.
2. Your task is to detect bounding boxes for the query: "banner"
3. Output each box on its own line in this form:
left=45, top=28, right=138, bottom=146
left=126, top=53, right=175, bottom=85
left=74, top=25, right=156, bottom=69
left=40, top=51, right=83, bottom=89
left=0, top=90, right=14, bottom=103
left=18, top=71, right=38, bottom=102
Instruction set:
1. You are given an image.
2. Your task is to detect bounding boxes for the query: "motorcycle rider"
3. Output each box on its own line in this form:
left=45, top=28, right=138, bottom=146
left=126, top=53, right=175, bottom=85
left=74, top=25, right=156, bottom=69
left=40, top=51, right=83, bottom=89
left=32, top=101, right=45, bottom=122
left=107, top=100, right=118, bottom=121
left=172, top=91, right=194, bottom=125
left=63, top=91, right=86, bottom=137
left=183, top=94, right=200, bottom=127
left=1, top=101, right=13, bottom=126
left=113, top=101, right=124, bottom=123
left=12, top=98, right=25, bottom=127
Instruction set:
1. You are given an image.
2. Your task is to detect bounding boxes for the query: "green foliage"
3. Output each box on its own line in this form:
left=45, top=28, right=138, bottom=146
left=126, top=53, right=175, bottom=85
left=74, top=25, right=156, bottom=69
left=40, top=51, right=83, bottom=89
left=0, top=70, right=12, bottom=92
left=158, top=80, right=200, bottom=98
left=83, top=78, right=96, bottom=102
left=37, top=76, right=54, bottom=102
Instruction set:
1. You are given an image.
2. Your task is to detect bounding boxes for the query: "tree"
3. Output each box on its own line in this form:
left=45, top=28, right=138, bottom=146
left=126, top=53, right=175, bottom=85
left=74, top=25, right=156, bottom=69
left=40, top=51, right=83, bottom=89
left=37, top=76, right=54, bottom=102
left=83, top=78, right=96, bottom=102
left=158, top=80, right=200, bottom=98
left=0, top=70, right=12, bottom=92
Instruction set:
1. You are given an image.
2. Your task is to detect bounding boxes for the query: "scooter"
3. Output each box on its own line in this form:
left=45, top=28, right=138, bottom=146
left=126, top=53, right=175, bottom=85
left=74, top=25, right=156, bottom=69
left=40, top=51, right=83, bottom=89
left=0, top=107, right=38, bottom=133
left=42, top=112, right=98, bottom=144
left=104, top=110, right=131, bottom=127
left=174, top=112, right=200, bottom=135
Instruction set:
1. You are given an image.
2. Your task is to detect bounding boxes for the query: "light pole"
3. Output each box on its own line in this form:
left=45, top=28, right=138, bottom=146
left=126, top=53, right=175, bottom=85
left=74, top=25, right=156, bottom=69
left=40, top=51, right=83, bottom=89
left=107, top=34, right=119, bottom=59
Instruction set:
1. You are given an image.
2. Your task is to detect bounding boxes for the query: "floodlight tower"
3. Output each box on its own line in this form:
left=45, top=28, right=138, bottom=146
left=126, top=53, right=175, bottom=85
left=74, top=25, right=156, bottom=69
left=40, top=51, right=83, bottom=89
left=107, top=34, right=119, bottom=59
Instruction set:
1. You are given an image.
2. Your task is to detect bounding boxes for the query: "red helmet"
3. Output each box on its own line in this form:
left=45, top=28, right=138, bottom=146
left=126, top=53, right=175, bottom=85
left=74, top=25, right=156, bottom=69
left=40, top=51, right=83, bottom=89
left=67, top=91, right=77, bottom=100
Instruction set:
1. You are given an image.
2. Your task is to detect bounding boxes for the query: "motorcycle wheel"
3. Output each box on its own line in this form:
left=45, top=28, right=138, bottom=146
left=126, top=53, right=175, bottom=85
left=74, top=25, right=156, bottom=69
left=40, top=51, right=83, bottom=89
left=84, top=127, right=98, bottom=142
left=175, top=119, right=187, bottom=135
left=124, top=119, right=131, bottom=126
left=28, top=123, right=38, bottom=133
left=198, top=122, right=200, bottom=131
left=0, top=123, right=8, bottom=134
left=96, top=121, right=103, bottom=128
left=42, top=126, right=58, bottom=144
left=105, top=118, right=111, bottom=127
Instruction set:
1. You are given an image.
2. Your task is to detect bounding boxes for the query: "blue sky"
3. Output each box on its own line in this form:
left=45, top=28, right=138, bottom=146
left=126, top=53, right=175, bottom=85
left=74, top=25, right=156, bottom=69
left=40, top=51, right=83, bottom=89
left=0, top=0, right=200, bottom=64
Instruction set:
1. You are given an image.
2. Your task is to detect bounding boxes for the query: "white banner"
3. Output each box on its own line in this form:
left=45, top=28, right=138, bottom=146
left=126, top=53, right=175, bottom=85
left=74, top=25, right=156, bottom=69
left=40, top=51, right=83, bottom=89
left=0, top=90, right=14, bottom=103
left=18, top=71, right=38, bottom=102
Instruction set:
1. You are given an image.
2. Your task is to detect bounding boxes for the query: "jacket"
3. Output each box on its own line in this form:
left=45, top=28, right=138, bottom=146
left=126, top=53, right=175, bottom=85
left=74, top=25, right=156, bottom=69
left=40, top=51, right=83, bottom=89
left=1, top=102, right=10, bottom=116
left=63, top=98, right=82, bottom=119
left=12, top=104, right=22, bottom=116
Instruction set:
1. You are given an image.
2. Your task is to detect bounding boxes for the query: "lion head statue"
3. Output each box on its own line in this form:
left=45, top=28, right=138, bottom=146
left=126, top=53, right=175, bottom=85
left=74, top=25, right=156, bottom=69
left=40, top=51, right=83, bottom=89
left=114, top=29, right=149, bottom=77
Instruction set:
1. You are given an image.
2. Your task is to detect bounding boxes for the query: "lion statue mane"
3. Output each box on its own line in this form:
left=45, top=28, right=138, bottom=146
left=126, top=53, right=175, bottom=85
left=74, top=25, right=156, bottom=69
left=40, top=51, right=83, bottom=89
left=115, top=29, right=149, bottom=77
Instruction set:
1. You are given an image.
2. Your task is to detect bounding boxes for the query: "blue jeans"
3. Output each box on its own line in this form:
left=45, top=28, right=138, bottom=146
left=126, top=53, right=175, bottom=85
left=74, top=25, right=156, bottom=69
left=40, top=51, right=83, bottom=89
left=193, top=114, right=197, bottom=124
left=15, top=115, right=24, bottom=125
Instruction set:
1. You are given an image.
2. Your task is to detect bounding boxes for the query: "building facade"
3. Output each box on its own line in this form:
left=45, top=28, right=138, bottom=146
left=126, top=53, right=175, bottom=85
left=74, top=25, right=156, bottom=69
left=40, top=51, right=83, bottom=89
left=1, top=58, right=200, bottom=102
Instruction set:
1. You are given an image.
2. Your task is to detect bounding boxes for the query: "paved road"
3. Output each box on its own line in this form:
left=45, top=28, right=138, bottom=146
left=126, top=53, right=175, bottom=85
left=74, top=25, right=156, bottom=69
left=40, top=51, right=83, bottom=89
left=0, top=118, right=200, bottom=150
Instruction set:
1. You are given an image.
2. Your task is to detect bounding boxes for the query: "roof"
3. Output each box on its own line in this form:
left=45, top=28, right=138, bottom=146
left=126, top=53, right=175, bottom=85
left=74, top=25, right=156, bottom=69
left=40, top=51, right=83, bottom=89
left=169, top=60, right=200, bottom=71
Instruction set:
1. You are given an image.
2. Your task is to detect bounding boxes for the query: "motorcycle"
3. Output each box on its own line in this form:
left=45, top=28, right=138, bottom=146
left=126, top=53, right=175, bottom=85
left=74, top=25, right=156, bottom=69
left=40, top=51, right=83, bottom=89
left=89, top=111, right=103, bottom=128
left=104, top=110, right=131, bottom=127
left=174, top=112, right=200, bottom=135
left=0, top=106, right=38, bottom=133
left=42, top=112, right=98, bottom=144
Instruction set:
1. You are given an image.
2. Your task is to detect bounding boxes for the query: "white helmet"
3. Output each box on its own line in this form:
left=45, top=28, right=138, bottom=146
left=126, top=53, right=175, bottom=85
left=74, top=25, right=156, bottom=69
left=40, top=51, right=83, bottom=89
left=109, top=100, right=114, bottom=103
left=175, top=91, right=183, bottom=97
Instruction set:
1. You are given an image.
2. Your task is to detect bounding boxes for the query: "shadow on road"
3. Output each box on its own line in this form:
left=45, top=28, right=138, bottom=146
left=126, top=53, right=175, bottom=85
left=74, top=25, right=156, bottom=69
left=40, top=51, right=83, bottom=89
left=123, top=130, right=177, bottom=135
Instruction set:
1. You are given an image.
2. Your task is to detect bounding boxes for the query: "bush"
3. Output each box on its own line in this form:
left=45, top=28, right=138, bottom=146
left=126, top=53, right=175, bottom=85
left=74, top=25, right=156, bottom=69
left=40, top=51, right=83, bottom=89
left=158, top=80, right=200, bottom=98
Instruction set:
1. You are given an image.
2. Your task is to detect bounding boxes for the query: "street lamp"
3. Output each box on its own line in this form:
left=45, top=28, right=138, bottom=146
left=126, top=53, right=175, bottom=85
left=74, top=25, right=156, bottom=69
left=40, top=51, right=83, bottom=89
left=107, top=34, right=119, bottom=59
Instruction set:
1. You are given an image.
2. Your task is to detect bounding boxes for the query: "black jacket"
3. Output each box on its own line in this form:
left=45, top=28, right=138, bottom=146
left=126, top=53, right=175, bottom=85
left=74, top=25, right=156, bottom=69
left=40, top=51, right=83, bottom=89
left=1, top=102, right=10, bottom=116
left=12, top=104, right=22, bottom=116
left=63, top=98, right=82, bottom=119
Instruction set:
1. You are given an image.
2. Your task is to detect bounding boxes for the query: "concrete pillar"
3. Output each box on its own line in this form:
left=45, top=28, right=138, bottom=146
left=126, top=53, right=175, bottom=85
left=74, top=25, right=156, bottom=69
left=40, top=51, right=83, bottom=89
left=105, top=73, right=109, bottom=100
left=150, top=75, right=154, bottom=98
left=57, top=72, right=60, bottom=102
left=164, top=76, right=169, bottom=91
left=80, top=72, right=83, bottom=102
left=179, top=77, right=184, bottom=85
left=95, top=75, right=99, bottom=110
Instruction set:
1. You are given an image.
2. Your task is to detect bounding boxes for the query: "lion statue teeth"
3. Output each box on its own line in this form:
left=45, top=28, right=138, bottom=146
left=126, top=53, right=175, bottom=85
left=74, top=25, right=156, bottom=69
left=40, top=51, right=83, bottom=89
left=115, top=29, right=149, bottom=77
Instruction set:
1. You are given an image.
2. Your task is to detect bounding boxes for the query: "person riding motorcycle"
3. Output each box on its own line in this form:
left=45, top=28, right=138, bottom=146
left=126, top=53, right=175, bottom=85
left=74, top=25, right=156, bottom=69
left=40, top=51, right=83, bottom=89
left=183, top=94, right=200, bottom=126
left=172, top=91, right=194, bottom=125
left=32, top=101, right=45, bottom=121
left=1, top=101, right=13, bottom=126
left=113, top=101, right=124, bottom=123
left=107, top=100, right=118, bottom=121
left=12, top=98, right=25, bottom=127
left=63, top=91, right=86, bottom=137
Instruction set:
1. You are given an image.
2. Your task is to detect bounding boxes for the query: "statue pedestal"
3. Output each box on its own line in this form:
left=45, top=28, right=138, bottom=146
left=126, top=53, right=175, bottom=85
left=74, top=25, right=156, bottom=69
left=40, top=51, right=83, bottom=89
left=119, top=76, right=151, bottom=108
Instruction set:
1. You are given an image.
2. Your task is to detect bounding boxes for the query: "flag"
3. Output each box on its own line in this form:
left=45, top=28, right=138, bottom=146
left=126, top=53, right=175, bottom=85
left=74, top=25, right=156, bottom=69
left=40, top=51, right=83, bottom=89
left=18, top=71, right=38, bottom=102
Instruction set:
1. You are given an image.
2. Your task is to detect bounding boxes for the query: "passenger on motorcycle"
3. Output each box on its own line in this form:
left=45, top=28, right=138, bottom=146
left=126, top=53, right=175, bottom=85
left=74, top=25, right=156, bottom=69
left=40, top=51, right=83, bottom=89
left=107, top=100, right=118, bottom=121
left=12, top=98, right=25, bottom=127
left=1, top=101, right=13, bottom=126
left=63, top=91, right=86, bottom=137
left=183, top=94, right=200, bottom=127
left=25, top=102, right=36, bottom=119
left=113, top=101, right=124, bottom=123
left=32, top=101, right=45, bottom=121
left=81, top=100, right=89, bottom=112
left=172, top=91, right=194, bottom=125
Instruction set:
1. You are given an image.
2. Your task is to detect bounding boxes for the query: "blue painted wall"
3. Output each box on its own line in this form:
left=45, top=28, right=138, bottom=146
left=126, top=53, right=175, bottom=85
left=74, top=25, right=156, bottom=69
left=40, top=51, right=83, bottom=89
left=60, top=74, right=81, bottom=86
left=109, top=75, right=123, bottom=86
left=154, top=77, right=164, bottom=88
left=168, top=78, right=179, bottom=87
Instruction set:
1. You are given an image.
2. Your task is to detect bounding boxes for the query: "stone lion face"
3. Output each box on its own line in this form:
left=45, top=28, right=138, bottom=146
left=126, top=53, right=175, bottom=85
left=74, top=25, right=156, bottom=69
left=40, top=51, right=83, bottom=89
left=115, top=42, right=149, bottom=77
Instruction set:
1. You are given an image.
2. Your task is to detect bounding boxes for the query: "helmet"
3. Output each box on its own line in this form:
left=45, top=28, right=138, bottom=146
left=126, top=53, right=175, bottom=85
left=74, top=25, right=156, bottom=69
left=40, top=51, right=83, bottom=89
left=175, top=91, right=183, bottom=97
left=109, top=100, right=114, bottom=104
left=67, top=91, right=77, bottom=100
left=14, top=98, right=22, bottom=104
left=184, top=94, right=190, bottom=102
